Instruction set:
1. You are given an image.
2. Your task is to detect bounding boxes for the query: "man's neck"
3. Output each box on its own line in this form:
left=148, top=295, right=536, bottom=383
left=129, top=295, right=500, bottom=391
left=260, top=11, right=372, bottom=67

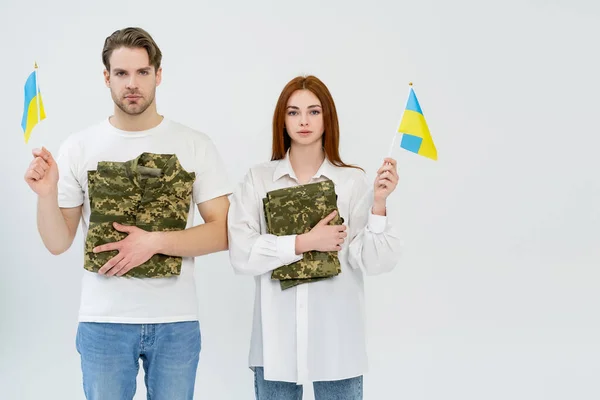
left=289, top=143, right=325, bottom=184
left=110, top=105, right=163, bottom=132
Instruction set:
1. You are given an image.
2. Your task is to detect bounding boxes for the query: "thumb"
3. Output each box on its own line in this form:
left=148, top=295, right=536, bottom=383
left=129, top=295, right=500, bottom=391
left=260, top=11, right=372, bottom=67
left=318, top=210, right=337, bottom=226
left=41, top=146, right=57, bottom=166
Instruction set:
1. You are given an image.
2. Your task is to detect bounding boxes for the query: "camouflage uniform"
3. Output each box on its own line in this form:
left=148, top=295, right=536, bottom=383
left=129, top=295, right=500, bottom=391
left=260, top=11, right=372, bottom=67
left=85, top=152, right=195, bottom=278
left=262, top=180, right=343, bottom=289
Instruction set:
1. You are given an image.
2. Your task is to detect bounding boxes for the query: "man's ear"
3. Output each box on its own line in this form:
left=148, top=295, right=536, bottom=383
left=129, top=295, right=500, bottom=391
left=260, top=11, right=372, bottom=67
left=155, top=67, right=162, bottom=87
left=103, top=69, right=110, bottom=88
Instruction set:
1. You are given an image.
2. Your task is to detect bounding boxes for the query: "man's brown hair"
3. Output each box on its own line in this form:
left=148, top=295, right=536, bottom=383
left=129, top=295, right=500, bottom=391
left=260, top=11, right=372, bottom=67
left=102, top=27, right=162, bottom=72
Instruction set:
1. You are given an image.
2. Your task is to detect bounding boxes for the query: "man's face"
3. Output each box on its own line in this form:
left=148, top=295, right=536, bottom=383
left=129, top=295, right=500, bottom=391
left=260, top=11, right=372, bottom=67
left=104, top=47, right=162, bottom=116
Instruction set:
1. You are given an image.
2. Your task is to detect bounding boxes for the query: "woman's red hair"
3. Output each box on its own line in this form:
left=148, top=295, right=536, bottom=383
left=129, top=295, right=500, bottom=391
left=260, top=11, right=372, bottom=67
left=271, top=75, right=362, bottom=171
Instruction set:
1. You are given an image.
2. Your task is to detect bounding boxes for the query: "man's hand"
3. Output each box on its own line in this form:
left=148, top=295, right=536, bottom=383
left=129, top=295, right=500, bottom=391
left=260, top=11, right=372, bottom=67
left=95, top=222, right=161, bottom=277
left=95, top=195, right=230, bottom=277
left=25, top=147, right=59, bottom=197
left=26, top=146, right=81, bottom=255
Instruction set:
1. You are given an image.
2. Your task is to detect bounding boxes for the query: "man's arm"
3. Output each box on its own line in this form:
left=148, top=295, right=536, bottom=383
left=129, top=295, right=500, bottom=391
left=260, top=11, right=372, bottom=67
left=25, top=146, right=82, bottom=255
left=154, top=195, right=230, bottom=256
left=95, top=195, right=230, bottom=276
left=38, top=196, right=81, bottom=255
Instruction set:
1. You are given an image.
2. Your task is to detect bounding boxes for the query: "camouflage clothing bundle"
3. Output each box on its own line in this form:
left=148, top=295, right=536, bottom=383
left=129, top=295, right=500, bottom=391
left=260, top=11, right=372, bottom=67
left=263, top=179, right=344, bottom=290
left=85, top=152, right=195, bottom=278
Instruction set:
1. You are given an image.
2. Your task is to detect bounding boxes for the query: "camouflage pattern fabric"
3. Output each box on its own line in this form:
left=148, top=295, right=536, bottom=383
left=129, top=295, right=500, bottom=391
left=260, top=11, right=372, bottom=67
left=85, top=152, right=195, bottom=278
left=262, top=180, right=343, bottom=290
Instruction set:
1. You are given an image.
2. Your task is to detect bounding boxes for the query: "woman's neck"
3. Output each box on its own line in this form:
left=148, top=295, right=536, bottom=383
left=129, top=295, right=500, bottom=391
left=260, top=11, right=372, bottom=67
left=289, top=143, right=325, bottom=184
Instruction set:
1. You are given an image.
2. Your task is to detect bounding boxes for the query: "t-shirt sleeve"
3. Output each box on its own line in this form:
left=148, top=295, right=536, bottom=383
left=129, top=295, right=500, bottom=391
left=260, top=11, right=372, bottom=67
left=56, top=139, right=84, bottom=208
left=192, top=138, right=232, bottom=204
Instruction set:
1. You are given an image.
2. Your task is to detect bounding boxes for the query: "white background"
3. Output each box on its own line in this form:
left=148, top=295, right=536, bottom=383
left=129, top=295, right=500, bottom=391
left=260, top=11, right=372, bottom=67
left=1, top=0, right=600, bottom=399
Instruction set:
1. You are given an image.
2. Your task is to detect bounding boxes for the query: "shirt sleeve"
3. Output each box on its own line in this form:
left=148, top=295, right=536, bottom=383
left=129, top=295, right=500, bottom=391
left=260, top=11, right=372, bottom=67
left=347, top=172, right=403, bottom=275
left=192, top=138, right=233, bottom=204
left=227, top=171, right=303, bottom=276
left=56, top=138, right=84, bottom=209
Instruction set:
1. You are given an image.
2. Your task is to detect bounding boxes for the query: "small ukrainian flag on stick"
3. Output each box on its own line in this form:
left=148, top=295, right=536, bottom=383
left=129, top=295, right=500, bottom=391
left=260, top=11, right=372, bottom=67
left=389, top=83, right=437, bottom=160
left=21, top=62, right=46, bottom=144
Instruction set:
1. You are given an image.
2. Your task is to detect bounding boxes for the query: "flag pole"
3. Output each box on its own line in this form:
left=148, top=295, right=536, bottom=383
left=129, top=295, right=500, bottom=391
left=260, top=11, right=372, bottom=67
left=35, top=62, right=41, bottom=124
left=387, top=82, right=413, bottom=157
left=386, top=131, right=397, bottom=158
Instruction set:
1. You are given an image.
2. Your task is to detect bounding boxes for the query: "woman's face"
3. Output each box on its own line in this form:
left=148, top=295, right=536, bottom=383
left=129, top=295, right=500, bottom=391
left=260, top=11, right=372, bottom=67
left=285, top=89, right=324, bottom=148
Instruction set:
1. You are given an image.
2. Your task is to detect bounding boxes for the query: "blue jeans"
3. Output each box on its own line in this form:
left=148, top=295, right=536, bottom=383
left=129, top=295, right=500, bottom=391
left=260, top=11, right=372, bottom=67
left=253, top=367, right=363, bottom=400
left=75, top=321, right=201, bottom=400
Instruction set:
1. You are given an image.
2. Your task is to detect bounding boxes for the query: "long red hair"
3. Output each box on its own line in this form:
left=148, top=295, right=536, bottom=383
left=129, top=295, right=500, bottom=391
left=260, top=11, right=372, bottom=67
left=271, top=75, right=363, bottom=171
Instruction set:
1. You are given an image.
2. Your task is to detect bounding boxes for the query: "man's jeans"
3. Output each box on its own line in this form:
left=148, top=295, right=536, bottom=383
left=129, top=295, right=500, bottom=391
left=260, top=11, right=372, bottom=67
left=76, top=321, right=200, bottom=400
left=253, top=367, right=363, bottom=400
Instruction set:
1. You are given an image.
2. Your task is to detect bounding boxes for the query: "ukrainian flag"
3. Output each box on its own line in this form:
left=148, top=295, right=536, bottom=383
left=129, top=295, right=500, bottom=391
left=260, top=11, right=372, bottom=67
left=21, top=65, right=46, bottom=143
left=398, top=87, right=437, bottom=160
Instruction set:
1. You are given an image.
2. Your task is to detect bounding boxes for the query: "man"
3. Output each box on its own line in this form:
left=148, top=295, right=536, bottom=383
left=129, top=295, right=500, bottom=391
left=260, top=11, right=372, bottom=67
left=23, top=27, right=231, bottom=399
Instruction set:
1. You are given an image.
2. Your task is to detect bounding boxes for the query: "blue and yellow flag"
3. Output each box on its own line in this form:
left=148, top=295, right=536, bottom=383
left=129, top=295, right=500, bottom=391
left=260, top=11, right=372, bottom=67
left=398, top=86, right=437, bottom=160
left=21, top=64, right=46, bottom=143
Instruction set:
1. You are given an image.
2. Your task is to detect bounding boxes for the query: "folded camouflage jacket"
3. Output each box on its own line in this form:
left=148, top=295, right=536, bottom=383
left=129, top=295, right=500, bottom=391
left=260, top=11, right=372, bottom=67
left=263, top=180, right=343, bottom=290
left=84, top=152, right=195, bottom=278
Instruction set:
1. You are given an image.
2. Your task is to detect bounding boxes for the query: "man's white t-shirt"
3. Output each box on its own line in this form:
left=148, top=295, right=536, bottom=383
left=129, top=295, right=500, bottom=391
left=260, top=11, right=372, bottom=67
left=56, top=117, right=231, bottom=323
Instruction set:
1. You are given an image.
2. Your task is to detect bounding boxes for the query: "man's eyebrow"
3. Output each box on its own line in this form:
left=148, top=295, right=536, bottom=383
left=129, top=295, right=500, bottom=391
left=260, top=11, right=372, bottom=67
left=112, top=67, right=152, bottom=72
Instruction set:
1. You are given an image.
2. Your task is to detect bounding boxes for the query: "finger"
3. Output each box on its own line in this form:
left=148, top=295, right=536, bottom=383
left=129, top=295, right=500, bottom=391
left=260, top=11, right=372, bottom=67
left=377, top=164, right=396, bottom=175
left=32, top=166, right=46, bottom=177
left=40, top=147, right=57, bottom=168
left=98, top=254, right=124, bottom=275
left=41, top=146, right=54, bottom=162
left=376, top=167, right=390, bottom=176
left=379, top=175, right=394, bottom=183
left=318, top=210, right=337, bottom=226
left=113, top=222, right=135, bottom=233
left=338, top=224, right=347, bottom=232
left=111, top=260, right=131, bottom=276
left=93, top=241, right=121, bottom=253
left=27, top=169, right=42, bottom=181
left=34, top=158, right=50, bottom=172
left=32, top=148, right=44, bottom=158
left=378, top=171, right=392, bottom=179
left=32, top=147, right=51, bottom=161
left=377, top=180, right=390, bottom=189
left=339, top=232, right=348, bottom=239
left=116, top=262, right=135, bottom=277
left=106, top=258, right=130, bottom=277
left=384, top=171, right=397, bottom=181
left=383, top=158, right=397, bottom=166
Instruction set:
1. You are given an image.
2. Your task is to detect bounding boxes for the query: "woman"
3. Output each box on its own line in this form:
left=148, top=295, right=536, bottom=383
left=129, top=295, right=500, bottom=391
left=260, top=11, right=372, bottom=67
left=228, top=75, right=402, bottom=399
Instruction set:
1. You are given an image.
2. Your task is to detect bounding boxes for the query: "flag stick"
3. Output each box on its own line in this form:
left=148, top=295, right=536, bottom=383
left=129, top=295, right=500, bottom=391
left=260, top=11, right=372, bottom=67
left=35, top=62, right=41, bottom=124
left=387, top=82, right=413, bottom=158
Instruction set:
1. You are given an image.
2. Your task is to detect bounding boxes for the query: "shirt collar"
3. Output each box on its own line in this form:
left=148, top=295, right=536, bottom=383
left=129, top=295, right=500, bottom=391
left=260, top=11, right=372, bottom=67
left=272, top=149, right=338, bottom=183
left=127, top=152, right=194, bottom=188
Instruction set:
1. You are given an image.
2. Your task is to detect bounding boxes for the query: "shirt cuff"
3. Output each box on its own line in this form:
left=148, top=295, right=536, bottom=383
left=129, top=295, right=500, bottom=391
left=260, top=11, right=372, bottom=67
left=276, top=235, right=303, bottom=265
left=367, top=208, right=387, bottom=234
